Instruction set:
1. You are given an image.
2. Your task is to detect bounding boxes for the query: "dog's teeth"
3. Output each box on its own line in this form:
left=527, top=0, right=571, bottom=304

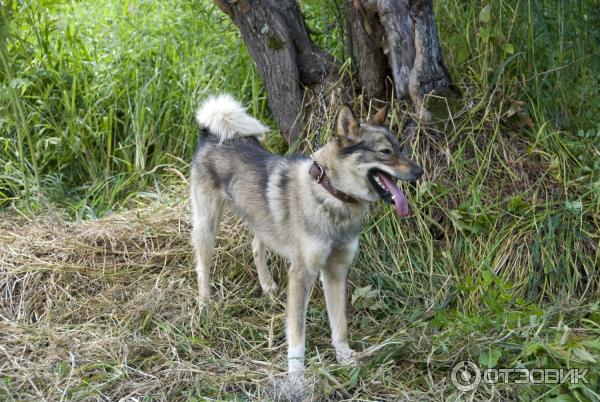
left=373, top=175, right=390, bottom=193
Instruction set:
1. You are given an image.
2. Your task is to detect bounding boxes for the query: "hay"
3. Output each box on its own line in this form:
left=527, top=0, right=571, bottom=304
left=0, top=201, right=282, bottom=401
left=0, top=198, right=458, bottom=401
left=1, top=182, right=596, bottom=400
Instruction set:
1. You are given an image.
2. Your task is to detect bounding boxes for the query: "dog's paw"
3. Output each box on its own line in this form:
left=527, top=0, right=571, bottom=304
left=286, top=371, right=306, bottom=400
left=335, top=346, right=358, bottom=366
left=197, top=296, right=213, bottom=313
left=261, top=280, right=278, bottom=295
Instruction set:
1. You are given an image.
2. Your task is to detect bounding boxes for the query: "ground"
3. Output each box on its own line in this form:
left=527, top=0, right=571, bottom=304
left=1, top=189, right=599, bottom=400
left=1, top=0, right=599, bottom=401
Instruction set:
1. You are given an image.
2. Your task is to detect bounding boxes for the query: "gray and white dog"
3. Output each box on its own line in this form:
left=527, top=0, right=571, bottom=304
left=190, top=94, right=422, bottom=383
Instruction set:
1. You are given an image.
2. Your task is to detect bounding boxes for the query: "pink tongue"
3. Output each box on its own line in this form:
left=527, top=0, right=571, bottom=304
left=375, top=172, right=410, bottom=217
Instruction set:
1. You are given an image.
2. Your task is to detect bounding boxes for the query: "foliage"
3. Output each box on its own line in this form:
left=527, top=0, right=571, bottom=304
left=0, top=0, right=599, bottom=400
left=0, top=0, right=271, bottom=216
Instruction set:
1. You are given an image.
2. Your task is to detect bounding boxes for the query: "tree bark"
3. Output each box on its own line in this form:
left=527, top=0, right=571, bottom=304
left=349, top=0, right=451, bottom=119
left=214, top=0, right=451, bottom=143
left=215, top=0, right=335, bottom=144
left=346, top=0, right=390, bottom=100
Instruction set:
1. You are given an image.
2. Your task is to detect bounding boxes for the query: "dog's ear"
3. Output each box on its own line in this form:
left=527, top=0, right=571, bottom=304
left=337, top=104, right=359, bottom=141
left=369, top=104, right=389, bottom=126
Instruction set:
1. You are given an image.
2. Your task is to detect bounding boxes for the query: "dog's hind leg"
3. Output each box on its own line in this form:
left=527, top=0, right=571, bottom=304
left=190, top=185, right=223, bottom=302
left=252, top=236, right=278, bottom=294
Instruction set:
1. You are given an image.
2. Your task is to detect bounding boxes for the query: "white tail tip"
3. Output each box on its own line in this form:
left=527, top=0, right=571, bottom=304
left=195, top=94, right=269, bottom=142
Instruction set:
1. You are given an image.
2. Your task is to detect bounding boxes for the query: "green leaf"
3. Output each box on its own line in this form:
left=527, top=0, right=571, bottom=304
left=565, top=200, right=582, bottom=214
left=481, top=271, right=492, bottom=286
left=456, top=42, right=470, bottom=64
left=502, top=43, right=515, bottom=54
left=508, top=195, right=525, bottom=212
left=10, top=78, right=32, bottom=95
left=478, top=347, right=502, bottom=368
left=480, top=25, right=491, bottom=43
left=582, top=339, right=600, bottom=352
left=479, top=5, right=492, bottom=24
left=520, top=342, right=545, bottom=358
left=572, top=347, right=597, bottom=363
left=351, top=285, right=380, bottom=310
left=545, top=395, right=577, bottom=402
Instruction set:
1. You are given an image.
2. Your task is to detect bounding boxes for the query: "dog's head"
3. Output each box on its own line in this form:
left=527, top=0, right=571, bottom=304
left=333, top=104, right=423, bottom=217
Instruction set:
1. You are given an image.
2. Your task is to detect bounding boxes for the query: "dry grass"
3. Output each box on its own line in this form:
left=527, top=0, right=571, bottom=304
left=0, top=204, right=319, bottom=400
left=0, top=201, right=356, bottom=400
left=1, top=188, right=597, bottom=401
left=0, top=197, right=427, bottom=401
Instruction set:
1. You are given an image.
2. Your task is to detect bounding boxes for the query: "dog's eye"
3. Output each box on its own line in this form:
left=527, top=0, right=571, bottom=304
left=379, top=149, right=392, bottom=155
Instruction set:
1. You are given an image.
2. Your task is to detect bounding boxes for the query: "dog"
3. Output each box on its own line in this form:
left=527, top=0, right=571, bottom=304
left=190, top=94, right=423, bottom=384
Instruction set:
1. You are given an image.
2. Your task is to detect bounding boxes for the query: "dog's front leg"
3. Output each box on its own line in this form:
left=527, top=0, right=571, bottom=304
left=322, top=239, right=358, bottom=364
left=286, top=264, right=318, bottom=384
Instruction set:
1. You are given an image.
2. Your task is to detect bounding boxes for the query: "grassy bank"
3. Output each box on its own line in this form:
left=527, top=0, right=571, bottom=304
left=1, top=0, right=599, bottom=400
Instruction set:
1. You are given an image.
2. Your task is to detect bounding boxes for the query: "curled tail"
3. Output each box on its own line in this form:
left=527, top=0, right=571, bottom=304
left=195, top=94, right=269, bottom=142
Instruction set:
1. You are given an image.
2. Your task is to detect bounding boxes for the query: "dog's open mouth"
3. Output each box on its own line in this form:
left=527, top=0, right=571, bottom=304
left=368, top=169, right=410, bottom=217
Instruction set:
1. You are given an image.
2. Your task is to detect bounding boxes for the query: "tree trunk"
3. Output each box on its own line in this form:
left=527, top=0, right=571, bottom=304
left=214, top=0, right=335, bottom=144
left=379, top=0, right=450, bottom=119
left=346, top=0, right=391, bottom=100
left=214, top=0, right=451, bottom=143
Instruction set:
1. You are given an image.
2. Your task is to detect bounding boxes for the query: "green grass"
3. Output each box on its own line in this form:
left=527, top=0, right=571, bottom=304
left=0, top=0, right=272, bottom=217
left=1, top=0, right=599, bottom=400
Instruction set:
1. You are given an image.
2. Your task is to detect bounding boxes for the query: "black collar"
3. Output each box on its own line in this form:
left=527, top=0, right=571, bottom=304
left=308, top=161, right=358, bottom=204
